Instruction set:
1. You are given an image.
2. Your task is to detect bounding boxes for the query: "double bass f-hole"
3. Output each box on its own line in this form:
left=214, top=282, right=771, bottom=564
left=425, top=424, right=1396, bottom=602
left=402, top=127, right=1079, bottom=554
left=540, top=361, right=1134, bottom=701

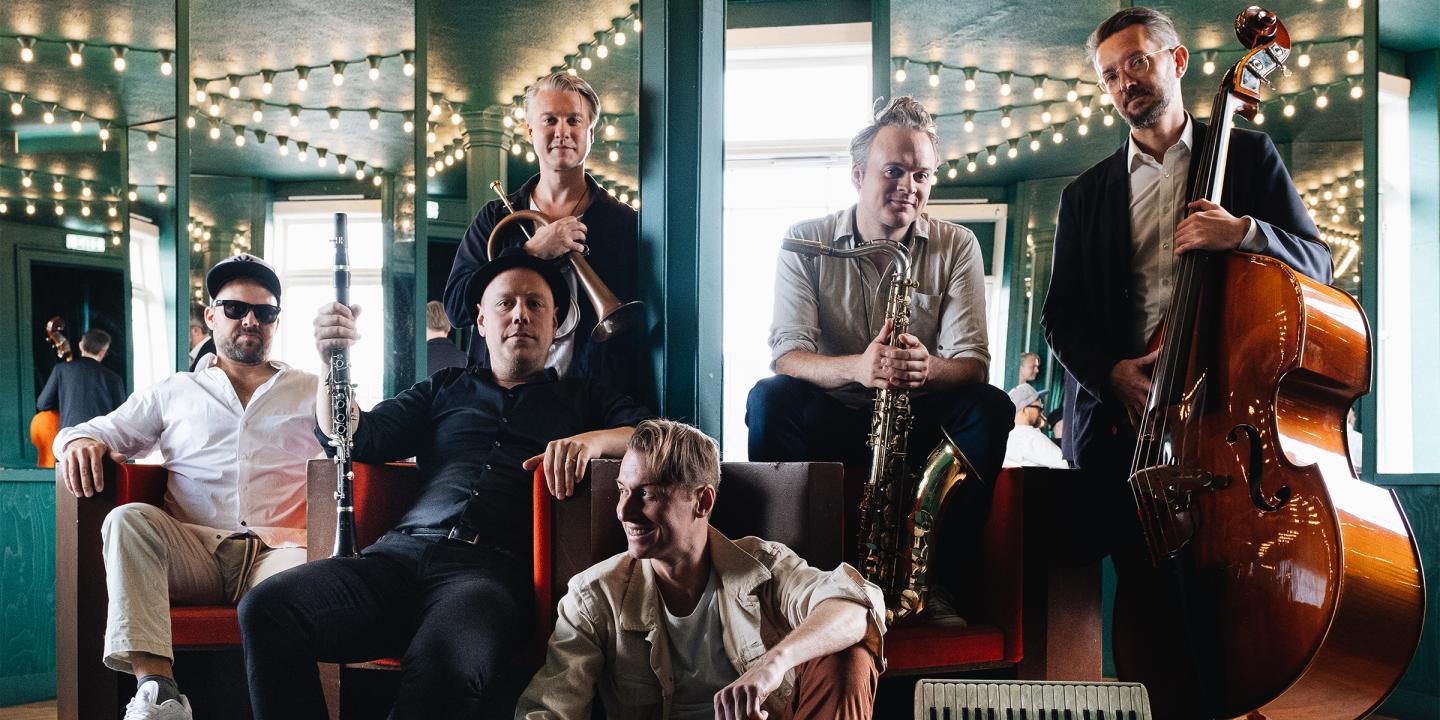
left=1227, top=423, right=1290, bottom=512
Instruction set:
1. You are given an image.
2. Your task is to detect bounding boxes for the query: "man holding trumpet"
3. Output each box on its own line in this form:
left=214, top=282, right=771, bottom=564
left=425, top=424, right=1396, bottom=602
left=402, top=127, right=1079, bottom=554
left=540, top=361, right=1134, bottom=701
left=443, top=72, right=644, bottom=402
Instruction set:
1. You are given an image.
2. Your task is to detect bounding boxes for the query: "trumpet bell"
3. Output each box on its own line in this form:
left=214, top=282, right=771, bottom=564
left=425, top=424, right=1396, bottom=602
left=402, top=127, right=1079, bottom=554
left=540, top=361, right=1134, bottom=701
left=593, top=300, right=645, bottom=342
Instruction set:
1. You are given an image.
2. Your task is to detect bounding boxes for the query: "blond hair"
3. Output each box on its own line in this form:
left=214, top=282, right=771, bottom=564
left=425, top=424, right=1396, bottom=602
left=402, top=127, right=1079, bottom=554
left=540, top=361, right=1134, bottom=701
left=849, top=96, right=938, bottom=170
left=525, top=72, right=602, bottom=129
left=627, top=419, right=721, bottom=493
left=425, top=301, right=451, bottom=333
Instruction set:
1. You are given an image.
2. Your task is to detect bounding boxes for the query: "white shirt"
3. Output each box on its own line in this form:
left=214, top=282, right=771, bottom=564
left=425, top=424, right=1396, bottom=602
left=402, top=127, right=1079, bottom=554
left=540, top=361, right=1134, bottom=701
left=1003, top=424, right=1069, bottom=470
left=1126, top=116, right=1260, bottom=353
left=56, top=355, right=322, bottom=553
left=663, top=571, right=740, bottom=719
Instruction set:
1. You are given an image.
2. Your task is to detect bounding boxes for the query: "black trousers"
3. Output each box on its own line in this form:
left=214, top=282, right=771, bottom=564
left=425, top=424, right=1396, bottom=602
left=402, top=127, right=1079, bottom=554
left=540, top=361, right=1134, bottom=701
left=745, top=375, right=1014, bottom=590
left=237, top=531, right=532, bottom=720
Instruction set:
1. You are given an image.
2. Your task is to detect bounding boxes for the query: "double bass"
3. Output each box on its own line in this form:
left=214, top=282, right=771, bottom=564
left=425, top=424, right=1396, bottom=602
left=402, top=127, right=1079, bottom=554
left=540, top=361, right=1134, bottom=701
left=30, top=317, right=74, bottom=468
left=1114, top=7, right=1424, bottom=718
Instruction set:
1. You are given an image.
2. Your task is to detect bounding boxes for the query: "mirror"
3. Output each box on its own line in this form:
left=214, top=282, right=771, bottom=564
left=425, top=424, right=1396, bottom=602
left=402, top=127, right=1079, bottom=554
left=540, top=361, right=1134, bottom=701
left=891, top=0, right=1365, bottom=400
left=425, top=0, right=643, bottom=395
left=1, top=0, right=176, bottom=466
left=188, top=0, right=416, bottom=406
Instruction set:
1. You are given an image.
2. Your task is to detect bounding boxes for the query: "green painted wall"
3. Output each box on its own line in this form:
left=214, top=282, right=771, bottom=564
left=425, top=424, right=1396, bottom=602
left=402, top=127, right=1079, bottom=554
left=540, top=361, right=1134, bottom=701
left=0, top=469, right=56, bottom=707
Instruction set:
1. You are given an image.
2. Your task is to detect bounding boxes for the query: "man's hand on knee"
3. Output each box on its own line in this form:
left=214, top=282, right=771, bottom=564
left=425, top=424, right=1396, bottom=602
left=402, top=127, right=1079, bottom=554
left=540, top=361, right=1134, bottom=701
left=714, top=660, right=783, bottom=720
left=57, top=437, right=127, bottom=498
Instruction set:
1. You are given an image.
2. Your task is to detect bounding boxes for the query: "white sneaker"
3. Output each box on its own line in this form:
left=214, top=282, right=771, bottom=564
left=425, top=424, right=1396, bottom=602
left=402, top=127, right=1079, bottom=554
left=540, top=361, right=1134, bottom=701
left=123, top=680, right=193, bottom=720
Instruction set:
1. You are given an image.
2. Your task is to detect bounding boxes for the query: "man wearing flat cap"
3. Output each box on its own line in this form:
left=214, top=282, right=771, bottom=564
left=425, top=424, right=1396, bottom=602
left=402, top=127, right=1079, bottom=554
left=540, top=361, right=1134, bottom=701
left=55, top=253, right=322, bottom=719
left=239, top=254, right=654, bottom=719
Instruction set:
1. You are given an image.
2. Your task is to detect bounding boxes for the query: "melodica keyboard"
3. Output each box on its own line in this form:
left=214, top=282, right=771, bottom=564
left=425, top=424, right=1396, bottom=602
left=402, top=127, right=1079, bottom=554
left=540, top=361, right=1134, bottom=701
left=915, top=679, right=1152, bottom=720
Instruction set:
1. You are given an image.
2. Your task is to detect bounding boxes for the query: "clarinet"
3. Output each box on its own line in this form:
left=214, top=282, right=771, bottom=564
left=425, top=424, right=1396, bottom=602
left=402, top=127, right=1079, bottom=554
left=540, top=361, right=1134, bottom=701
left=329, top=212, right=359, bottom=557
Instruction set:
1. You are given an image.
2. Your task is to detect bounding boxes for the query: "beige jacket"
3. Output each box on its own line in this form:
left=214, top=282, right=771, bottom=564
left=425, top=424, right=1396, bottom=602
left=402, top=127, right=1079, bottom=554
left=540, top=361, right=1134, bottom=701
left=516, top=526, right=886, bottom=720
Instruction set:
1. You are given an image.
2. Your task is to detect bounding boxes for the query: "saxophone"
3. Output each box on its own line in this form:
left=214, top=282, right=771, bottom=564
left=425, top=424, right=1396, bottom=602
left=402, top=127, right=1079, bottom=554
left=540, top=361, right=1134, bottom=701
left=781, top=237, right=980, bottom=623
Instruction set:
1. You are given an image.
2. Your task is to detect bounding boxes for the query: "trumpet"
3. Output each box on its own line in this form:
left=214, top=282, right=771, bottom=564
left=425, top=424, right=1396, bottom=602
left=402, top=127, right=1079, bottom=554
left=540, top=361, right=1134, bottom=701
left=486, top=180, right=643, bottom=342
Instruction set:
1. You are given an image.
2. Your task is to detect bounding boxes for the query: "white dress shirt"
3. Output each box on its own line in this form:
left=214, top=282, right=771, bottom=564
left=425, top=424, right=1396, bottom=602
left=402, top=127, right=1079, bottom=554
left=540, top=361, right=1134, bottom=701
left=1002, top=424, right=1069, bottom=469
left=1126, top=116, right=1260, bottom=353
left=56, top=355, right=322, bottom=553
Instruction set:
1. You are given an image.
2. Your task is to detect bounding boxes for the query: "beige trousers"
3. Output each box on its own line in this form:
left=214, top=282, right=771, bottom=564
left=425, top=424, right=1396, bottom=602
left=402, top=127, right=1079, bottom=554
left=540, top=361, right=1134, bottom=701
left=100, top=502, right=305, bottom=673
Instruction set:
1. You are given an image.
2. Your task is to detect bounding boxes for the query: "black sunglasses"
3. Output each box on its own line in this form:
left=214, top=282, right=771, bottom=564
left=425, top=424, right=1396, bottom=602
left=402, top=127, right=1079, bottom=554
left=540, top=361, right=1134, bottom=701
left=213, top=299, right=281, bottom=324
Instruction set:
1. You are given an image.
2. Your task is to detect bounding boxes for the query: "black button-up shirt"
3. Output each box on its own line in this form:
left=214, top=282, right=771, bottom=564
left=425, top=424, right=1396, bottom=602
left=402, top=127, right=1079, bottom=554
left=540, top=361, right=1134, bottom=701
left=343, top=366, right=653, bottom=557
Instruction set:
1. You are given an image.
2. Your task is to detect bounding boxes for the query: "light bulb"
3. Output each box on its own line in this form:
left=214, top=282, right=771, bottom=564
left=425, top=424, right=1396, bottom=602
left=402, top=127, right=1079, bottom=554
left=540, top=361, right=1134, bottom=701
left=157, top=186, right=168, bottom=203
left=252, top=101, right=264, bottom=123
left=25, top=202, right=36, bottom=215
left=234, top=126, right=246, bottom=146
left=331, top=61, right=346, bottom=86
left=42, top=107, right=54, bottom=124
left=928, top=70, right=940, bottom=87
left=369, top=108, right=381, bottom=130
left=289, top=106, right=301, bottom=126
left=112, top=47, right=128, bottom=72
left=81, top=184, right=92, bottom=199
left=372, top=175, right=383, bottom=187
left=525, top=150, right=536, bottom=162
left=405, top=181, right=415, bottom=195
left=963, top=115, right=975, bottom=133
left=608, top=147, right=619, bottom=162
left=1080, top=104, right=1092, bottom=118
left=580, top=54, right=592, bottom=71
left=1032, top=76, right=1046, bottom=100
left=278, top=137, right=289, bottom=155
left=1315, top=93, right=1328, bottom=109
left=72, top=116, right=84, bottom=132
left=1350, top=82, right=1363, bottom=100
left=512, top=141, right=523, bottom=155
left=21, top=172, right=32, bottom=188
left=453, top=146, right=464, bottom=160
left=999, top=73, right=1013, bottom=96
left=1283, top=100, right=1296, bottom=118
left=195, top=81, right=208, bottom=102
left=450, top=108, right=462, bottom=125
left=228, top=76, right=241, bottom=99
left=963, top=68, right=977, bottom=92
left=1053, top=130, right=1064, bottom=144
left=947, top=165, right=958, bottom=179
left=605, top=122, right=616, bottom=138
left=127, top=185, right=138, bottom=201
left=55, top=203, right=64, bottom=216
left=1066, top=81, right=1079, bottom=103
left=1007, top=144, right=1018, bottom=159
left=402, top=51, right=415, bottom=77
left=67, top=42, right=84, bottom=67
left=208, top=99, right=221, bottom=116
left=367, top=56, right=382, bottom=81
left=503, top=115, right=514, bottom=128
left=261, top=70, right=275, bottom=95
left=986, top=152, right=997, bottom=166
left=18, top=37, right=35, bottom=63
left=1298, top=46, right=1311, bottom=68
left=107, top=203, right=117, bottom=217
left=295, top=66, right=310, bottom=91
left=614, top=31, right=627, bottom=46
left=208, top=122, right=221, bottom=140
left=8, top=98, right=21, bottom=116
left=1041, top=105, right=1053, bottom=123
left=98, top=125, right=110, bottom=141
left=1030, top=136, right=1041, bottom=151
left=1253, top=110, right=1266, bottom=125
left=596, top=44, right=609, bottom=60
left=1354, top=178, right=1365, bottom=189
left=53, top=180, right=64, bottom=193
left=426, top=127, right=437, bottom=143
left=403, top=112, right=414, bottom=133
left=1000, top=109, right=1012, bottom=129
left=966, top=158, right=977, bottom=173
left=0, top=201, right=7, bottom=214
left=1347, top=47, right=1360, bottom=64
left=160, top=51, right=173, bottom=76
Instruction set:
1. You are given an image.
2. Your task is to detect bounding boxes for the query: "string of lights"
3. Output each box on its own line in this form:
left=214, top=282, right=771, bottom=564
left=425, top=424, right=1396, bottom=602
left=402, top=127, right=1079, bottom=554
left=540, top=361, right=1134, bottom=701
left=3, top=92, right=117, bottom=142
left=184, top=106, right=390, bottom=186
left=3, top=32, right=175, bottom=75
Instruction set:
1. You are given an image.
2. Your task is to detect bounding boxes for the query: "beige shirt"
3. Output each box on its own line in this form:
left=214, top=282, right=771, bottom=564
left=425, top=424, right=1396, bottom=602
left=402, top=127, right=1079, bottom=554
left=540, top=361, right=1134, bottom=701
left=769, top=206, right=991, bottom=407
left=1126, top=116, right=1261, bottom=353
left=56, top=356, right=322, bottom=554
left=516, top=526, right=887, bottom=720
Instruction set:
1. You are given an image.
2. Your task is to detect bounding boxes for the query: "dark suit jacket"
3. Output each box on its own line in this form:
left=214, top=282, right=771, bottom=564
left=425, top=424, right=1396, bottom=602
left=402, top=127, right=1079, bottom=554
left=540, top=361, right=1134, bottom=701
left=1041, top=119, right=1333, bottom=472
left=35, top=357, right=127, bottom=430
left=441, top=172, right=647, bottom=404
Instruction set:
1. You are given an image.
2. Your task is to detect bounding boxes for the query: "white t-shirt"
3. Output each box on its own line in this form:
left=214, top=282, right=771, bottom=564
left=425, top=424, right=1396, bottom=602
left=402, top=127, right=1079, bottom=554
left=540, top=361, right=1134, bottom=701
left=1003, top=424, right=1068, bottom=469
left=663, top=571, right=740, bottom=719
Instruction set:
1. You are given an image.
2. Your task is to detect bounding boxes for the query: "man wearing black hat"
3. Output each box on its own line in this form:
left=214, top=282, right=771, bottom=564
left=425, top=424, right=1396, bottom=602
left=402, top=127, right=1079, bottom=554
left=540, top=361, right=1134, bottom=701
left=54, top=254, right=322, bottom=719
left=239, top=254, right=653, bottom=719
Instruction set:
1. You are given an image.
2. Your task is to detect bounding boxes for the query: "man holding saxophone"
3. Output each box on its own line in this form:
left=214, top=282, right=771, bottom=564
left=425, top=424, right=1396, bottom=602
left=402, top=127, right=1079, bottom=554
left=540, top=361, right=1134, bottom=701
left=443, top=72, right=644, bottom=403
left=746, top=96, right=1012, bottom=625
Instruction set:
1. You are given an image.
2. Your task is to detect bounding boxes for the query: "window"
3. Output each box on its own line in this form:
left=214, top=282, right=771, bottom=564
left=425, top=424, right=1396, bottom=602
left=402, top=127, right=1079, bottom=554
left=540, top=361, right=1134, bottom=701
left=270, top=200, right=386, bottom=410
left=722, top=23, right=872, bottom=459
left=1377, top=71, right=1440, bottom=473
left=127, top=218, right=170, bottom=392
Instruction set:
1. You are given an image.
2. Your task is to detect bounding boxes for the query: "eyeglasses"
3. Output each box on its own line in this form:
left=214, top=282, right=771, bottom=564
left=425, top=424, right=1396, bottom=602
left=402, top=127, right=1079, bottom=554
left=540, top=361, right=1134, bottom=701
left=1098, top=46, right=1177, bottom=93
left=213, top=299, right=281, bottom=324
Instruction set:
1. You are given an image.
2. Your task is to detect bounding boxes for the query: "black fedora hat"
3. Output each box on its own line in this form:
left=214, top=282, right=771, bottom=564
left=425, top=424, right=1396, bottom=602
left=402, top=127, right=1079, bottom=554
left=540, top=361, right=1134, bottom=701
left=464, top=252, right=570, bottom=324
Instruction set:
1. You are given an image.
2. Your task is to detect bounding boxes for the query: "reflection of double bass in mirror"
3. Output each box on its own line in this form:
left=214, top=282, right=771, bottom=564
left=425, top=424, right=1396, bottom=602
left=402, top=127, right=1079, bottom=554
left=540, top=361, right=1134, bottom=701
left=1114, top=8, right=1424, bottom=719
left=30, top=317, right=73, bottom=468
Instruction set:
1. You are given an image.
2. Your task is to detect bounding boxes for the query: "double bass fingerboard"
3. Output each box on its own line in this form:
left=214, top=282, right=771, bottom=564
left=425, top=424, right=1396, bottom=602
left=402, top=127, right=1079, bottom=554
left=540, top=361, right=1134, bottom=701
left=915, top=679, right=1152, bottom=720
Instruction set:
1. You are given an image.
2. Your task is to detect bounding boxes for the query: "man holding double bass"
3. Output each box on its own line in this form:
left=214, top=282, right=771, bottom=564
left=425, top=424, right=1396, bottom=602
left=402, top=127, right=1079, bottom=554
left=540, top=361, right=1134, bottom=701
left=443, top=72, right=645, bottom=403
left=1041, top=7, right=1424, bottom=718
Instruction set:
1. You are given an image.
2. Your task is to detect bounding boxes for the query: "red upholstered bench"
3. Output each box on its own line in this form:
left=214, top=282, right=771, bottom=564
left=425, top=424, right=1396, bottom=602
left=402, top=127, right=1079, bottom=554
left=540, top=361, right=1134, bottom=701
left=57, top=463, right=252, bottom=720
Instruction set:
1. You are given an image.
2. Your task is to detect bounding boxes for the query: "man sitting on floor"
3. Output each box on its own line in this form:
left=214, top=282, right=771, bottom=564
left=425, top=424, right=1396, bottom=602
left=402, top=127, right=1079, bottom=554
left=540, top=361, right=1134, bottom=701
left=55, top=254, right=321, bottom=719
left=517, top=419, right=886, bottom=720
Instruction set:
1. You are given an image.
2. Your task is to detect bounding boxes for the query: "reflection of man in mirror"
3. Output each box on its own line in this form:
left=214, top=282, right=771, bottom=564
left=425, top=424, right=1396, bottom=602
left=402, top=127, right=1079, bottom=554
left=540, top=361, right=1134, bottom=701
left=36, top=328, right=127, bottom=430
left=1042, top=7, right=1332, bottom=516
left=187, top=304, right=215, bottom=372
left=1017, top=351, right=1041, bottom=384
left=746, top=96, right=1013, bottom=625
left=443, top=72, right=643, bottom=403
